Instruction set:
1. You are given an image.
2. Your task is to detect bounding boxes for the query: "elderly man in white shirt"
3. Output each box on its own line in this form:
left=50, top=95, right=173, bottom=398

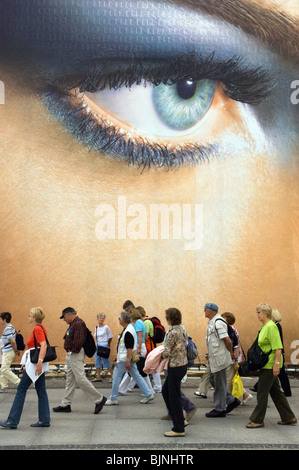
left=204, top=303, right=240, bottom=417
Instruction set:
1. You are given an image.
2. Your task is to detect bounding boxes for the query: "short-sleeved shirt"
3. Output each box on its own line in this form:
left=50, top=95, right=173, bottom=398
left=258, top=320, right=283, bottom=369
left=1, top=324, right=16, bottom=353
left=94, top=325, right=113, bottom=344
left=134, top=319, right=146, bottom=344
left=27, top=325, right=47, bottom=349
left=144, top=319, right=154, bottom=337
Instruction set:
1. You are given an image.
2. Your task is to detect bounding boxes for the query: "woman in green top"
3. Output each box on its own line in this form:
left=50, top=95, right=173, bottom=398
left=246, top=304, right=296, bottom=428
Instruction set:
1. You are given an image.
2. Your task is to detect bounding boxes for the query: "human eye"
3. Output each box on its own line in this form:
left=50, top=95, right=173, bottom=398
left=43, top=54, right=273, bottom=170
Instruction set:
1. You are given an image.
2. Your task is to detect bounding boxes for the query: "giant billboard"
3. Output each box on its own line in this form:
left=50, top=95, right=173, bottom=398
left=0, top=0, right=298, bottom=364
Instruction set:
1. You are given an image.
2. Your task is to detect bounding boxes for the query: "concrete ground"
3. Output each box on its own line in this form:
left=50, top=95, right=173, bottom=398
left=0, top=371, right=298, bottom=451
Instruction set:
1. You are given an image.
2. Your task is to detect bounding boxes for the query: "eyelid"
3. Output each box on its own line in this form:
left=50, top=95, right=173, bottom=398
left=48, top=53, right=275, bottom=106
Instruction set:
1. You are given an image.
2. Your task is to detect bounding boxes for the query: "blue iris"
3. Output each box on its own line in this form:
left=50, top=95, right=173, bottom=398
left=152, top=78, right=216, bottom=131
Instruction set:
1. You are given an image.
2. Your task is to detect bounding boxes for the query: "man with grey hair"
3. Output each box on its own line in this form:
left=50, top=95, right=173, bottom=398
left=53, top=307, right=107, bottom=414
left=204, top=303, right=240, bottom=417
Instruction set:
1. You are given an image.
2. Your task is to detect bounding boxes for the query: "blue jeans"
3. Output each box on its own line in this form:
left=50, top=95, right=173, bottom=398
left=7, top=370, right=50, bottom=426
left=110, top=361, right=152, bottom=401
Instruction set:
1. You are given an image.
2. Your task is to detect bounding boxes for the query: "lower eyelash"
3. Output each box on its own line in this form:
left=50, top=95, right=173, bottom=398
left=43, top=89, right=218, bottom=170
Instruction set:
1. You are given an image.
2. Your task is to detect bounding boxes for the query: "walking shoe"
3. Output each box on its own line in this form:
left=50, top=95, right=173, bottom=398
left=52, top=405, right=71, bottom=413
left=105, top=399, right=119, bottom=405
left=164, top=430, right=185, bottom=437
left=140, top=394, right=155, bottom=404
left=277, top=417, right=297, bottom=425
left=246, top=421, right=264, bottom=428
left=0, top=421, right=17, bottom=429
left=226, top=398, right=241, bottom=414
left=94, top=396, right=107, bottom=414
left=185, top=408, right=197, bottom=422
left=205, top=409, right=226, bottom=418
left=194, top=391, right=207, bottom=398
left=30, top=421, right=50, bottom=427
left=242, top=394, right=253, bottom=405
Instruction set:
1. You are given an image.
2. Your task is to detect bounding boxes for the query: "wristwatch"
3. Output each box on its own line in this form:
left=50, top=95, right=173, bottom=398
left=39, top=359, right=43, bottom=362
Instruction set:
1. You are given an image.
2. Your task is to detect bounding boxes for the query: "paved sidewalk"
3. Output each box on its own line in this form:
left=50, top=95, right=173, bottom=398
left=0, top=373, right=298, bottom=450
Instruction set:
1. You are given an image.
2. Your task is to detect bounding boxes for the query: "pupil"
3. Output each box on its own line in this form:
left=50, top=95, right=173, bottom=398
left=176, top=78, right=197, bottom=100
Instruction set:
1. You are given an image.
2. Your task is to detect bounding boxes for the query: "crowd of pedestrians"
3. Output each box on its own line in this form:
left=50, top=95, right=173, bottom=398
left=0, top=301, right=297, bottom=436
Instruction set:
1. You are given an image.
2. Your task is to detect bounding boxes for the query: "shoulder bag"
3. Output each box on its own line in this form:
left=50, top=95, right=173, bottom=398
left=30, top=325, right=57, bottom=363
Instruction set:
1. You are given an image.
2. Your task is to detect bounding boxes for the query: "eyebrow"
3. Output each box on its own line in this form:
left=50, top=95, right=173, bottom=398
left=170, top=0, right=299, bottom=65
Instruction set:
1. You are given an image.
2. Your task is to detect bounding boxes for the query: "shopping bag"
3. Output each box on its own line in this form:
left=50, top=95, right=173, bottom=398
left=232, top=370, right=243, bottom=398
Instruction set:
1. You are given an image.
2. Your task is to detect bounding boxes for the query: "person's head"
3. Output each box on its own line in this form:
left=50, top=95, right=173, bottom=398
left=222, top=312, right=235, bottom=325
left=97, top=312, right=106, bottom=325
left=204, top=303, right=219, bottom=319
left=118, top=310, right=132, bottom=326
left=131, top=308, right=142, bottom=322
left=60, top=306, right=77, bottom=324
left=123, top=300, right=135, bottom=312
left=271, top=308, right=282, bottom=323
left=165, top=307, right=182, bottom=326
left=0, top=312, right=12, bottom=324
left=136, top=306, right=146, bottom=319
left=29, top=307, right=45, bottom=324
left=256, top=303, right=272, bottom=323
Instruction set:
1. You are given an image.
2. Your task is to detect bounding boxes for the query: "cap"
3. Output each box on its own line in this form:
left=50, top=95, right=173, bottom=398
left=60, top=307, right=77, bottom=319
left=204, top=303, right=219, bottom=312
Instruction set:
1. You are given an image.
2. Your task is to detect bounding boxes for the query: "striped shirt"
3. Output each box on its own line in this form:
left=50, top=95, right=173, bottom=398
left=1, top=324, right=16, bottom=353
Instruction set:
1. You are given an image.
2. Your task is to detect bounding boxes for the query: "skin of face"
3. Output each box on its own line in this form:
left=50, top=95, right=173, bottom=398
left=0, top=0, right=298, bottom=363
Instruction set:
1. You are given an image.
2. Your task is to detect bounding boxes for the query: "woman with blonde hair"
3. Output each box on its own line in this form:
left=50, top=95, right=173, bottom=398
left=246, top=303, right=296, bottom=428
left=0, top=307, right=51, bottom=429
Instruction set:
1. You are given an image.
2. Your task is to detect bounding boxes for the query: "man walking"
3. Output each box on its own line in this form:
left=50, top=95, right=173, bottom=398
left=53, top=307, right=106, bottom=414
left=204, top=303, right=240, bottom=417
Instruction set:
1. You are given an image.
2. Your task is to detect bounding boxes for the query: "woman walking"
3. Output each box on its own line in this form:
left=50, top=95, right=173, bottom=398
left=0, top=307, right=51, bottom=429
left=246, top=303, right=296, bottom=428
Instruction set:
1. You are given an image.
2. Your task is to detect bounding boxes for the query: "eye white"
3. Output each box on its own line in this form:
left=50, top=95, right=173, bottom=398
left=85, top=80, right=210, bottom=138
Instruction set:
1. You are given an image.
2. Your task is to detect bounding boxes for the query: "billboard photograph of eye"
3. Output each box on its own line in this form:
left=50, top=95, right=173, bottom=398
left=0, top=0, right=298, bottom=377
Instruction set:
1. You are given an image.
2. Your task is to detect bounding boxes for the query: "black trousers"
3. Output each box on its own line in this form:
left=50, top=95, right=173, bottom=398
left=162, top=364, right=187, bottom=432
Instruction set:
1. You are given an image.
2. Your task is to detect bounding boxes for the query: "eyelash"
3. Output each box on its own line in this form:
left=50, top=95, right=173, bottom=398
left=43, top=54, right=274, bottom=170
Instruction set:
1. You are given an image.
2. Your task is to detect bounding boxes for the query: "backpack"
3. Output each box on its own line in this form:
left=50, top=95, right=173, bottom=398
left=215, top=318, right=238, bottom=348
left=83, top=328, right=96, bottom=358
left=246, top=333, right=272, bottom=371
left=15, top=330, right=25, bottom=351
left=187, top=336, right=199, bottom=361
left=149, top=317, right=165, bottom=345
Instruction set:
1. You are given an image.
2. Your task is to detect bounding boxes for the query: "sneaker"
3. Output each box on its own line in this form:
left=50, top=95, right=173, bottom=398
left=185, top=408, right=197, bottom=422
left=105, top=399, right=119, bottom=406
left=140, top=394, right=155, bottom=404
left=194, top=391, right=207, bottom=398
left=226, top=398, right=241, bottom=414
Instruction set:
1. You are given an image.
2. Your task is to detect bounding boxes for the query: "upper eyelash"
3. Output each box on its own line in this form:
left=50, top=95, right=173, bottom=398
left=58, top=53, right=275, bottom=106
